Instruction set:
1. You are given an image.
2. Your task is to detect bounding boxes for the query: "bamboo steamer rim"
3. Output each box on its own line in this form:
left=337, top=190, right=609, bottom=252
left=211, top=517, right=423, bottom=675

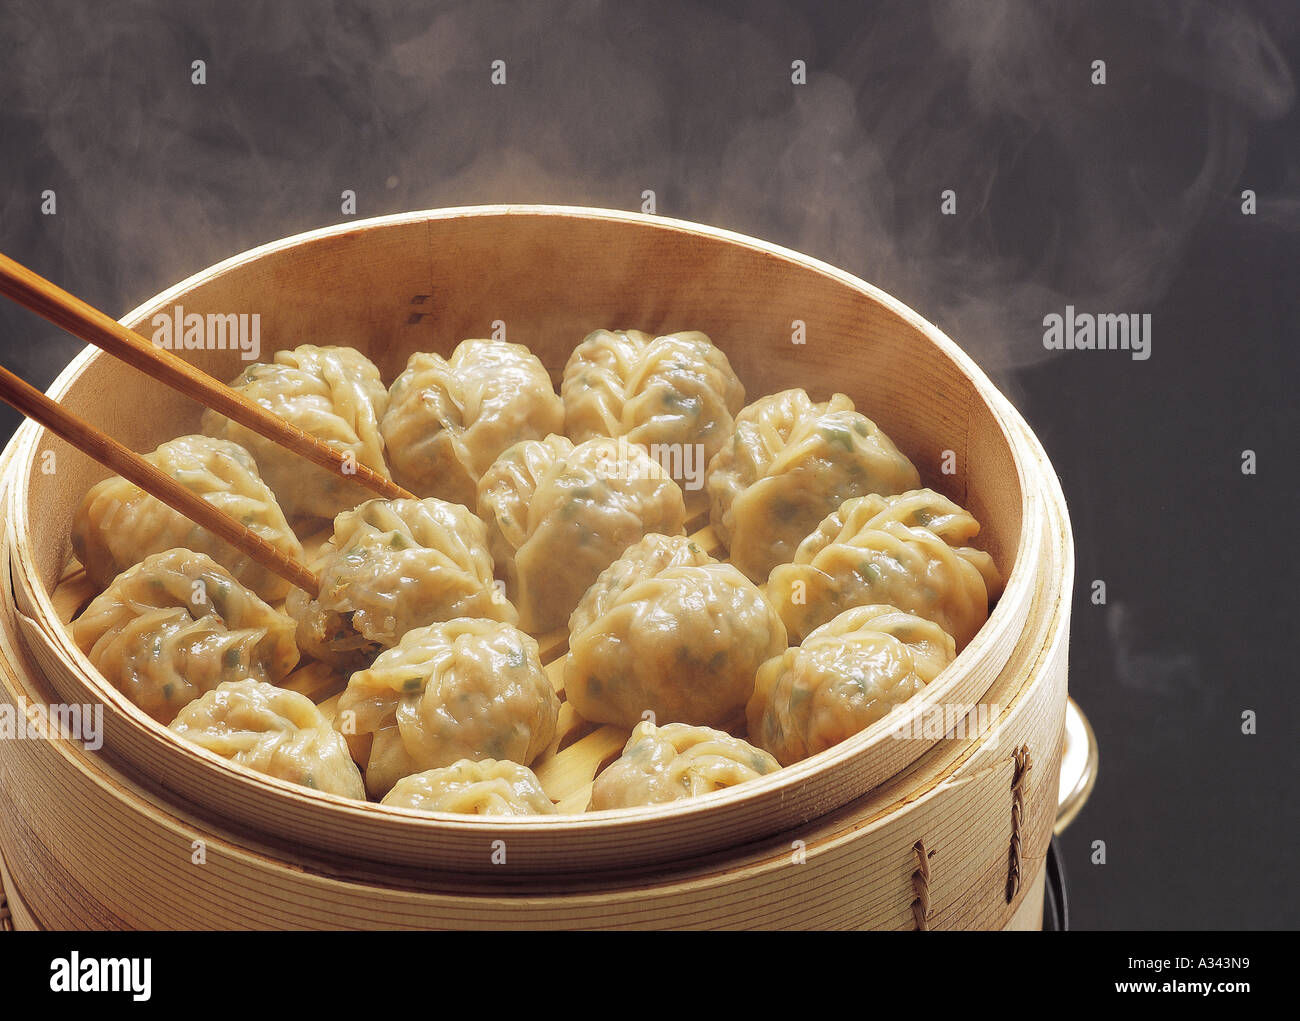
left=2, top=205, right=1049, bottom=870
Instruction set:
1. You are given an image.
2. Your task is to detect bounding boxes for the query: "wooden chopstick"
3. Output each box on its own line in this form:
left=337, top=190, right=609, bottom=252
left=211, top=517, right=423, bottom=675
left=0, top=252, right=413, bottom=502
left=0, top=363, right=320, bottom=598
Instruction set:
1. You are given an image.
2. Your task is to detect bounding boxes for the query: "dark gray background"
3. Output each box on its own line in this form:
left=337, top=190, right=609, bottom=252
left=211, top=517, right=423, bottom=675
left=1, top=0, right=1296, bottom=929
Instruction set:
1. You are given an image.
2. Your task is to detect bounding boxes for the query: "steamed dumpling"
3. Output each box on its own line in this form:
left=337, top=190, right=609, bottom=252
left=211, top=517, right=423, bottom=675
left=380, top=759, right=557, bottom=816
left=336, top=618, right=560, bottom=798
left=71, top=434, right=305, bottom=602
left=746, top=605, right=955, bottom=765
left=706, top=389, right=919, bottom=583
left=565, top=534, right=786, bottom=729
left=476, top=435, right=686, bottom=634
left=286, top=497, right=515, bottom=671
left=169, top=679, right=364, bottom=799
left=766, top=489, right=1002, bottom=647
left=589, top=721, right=780, bottom=810
left=562, top=329, right=745, bottom=485
left=201, top=344, right=391, bottom=520
left=381, top=339, right=564, bottom=507
left=71, top=549, right=299, bottom=724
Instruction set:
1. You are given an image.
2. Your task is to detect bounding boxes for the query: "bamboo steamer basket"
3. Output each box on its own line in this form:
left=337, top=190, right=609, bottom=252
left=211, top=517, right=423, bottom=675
left=0, top=206, right=1076, bottom=928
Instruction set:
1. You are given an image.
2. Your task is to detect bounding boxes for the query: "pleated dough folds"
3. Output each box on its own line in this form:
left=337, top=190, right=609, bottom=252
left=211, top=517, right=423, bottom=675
left=337, top=618, right=559, bottom=799
left=566, top=534, right=786, bottom=729
left=72, top=434, right=304, bottom=602
left=380, top=759, right=557, bottom=816
left=706, top=389, right=919, bottom=583
left=381, top=339, right=563, bottom=507
left=170, top=679, right=365, bottom=799
left=72, top=548, right=299, bottom=724
left=476, top=435, right=686, bottom=634
left=589, top=721, right=780, bottom=810
left=747, top=605, right=956, bottom=765
left=201, top=344, right=391, bottom=520
left=766, top=488, right=1002, bottom=647
left=286, top=497, right=515, bottom=671
left=562, top=329, right=744, bottom=484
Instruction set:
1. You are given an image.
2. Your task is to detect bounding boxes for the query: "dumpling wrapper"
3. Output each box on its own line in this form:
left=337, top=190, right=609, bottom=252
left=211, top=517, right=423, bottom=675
left=72, top=434, right=304, bottom=602
left=476, top=434, right=686, bottom=634
left=337, top=618, right=560, bottom=799
left=201, top=344, right=391, bottom=521
left=766, top=489, right=1002, bottom=647
left=566, top=533, right=786, bottom=729
left=589, top=721, right=780, bottom=810
left=170, top=678, right=364, bottom=799
left=706, top=388, right=919, bottom=583
left=380, top=759, right=557, bottom=816
left=746, top=604, right=956, bottom=766
left=286, top=497, right=516, bottom=672
left=381, top=339, right=564, bottom=507
left=562, top=329, right=744, bottom=485
left=72, top=549, right=299, bottom=724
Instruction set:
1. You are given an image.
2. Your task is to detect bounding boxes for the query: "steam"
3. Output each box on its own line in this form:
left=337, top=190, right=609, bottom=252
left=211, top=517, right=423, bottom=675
left=0, top=0, right=1295, bottom=385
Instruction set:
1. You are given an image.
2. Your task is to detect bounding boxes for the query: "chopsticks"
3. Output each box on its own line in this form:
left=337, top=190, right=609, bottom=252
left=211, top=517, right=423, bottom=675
left=0, top=252, right=412, bottom=502
left=0, top=363, right=320, bottom=597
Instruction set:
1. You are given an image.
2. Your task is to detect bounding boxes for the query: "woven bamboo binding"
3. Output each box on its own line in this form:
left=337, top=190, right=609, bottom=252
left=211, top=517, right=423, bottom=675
left=911, top=839, right=935, bottom=931
left=1006, top=744, right=1034, bottom=902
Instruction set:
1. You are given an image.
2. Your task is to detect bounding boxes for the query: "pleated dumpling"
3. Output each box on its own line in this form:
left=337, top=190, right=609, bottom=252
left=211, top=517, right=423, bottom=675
left=380, top=759, right=557, bottom=816
left=169, top=679, right=365, bottom=799
left=71, top=435, right=305, bottom=602
left=766, top=489, right=1003, bottom=647
left=476, top=435, right=687, bottom=634
left=336, top=618, right=560, bottom=798
left=286, top=497, right=515, bottom=671
left=746, top=605, right=955, bottom=765
left=381, top=339, right=564, bottom=507
left=562, top=329, right=745, bottom=485
left=706, top=389, right=919, bottom=583
left=589, top=721, right=780, bottom=811
left=71, top=549, right=299, bottom=724
left=565, top=534, right=787, bottom=729
left=200, top=344, right=391, bottom=520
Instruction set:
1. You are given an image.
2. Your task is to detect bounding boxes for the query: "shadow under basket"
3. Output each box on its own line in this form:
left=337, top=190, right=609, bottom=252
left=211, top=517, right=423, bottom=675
left=0, top=206, right=1075, bottom=929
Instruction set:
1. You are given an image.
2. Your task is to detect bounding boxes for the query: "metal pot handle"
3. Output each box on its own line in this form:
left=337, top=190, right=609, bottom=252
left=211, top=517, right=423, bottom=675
left=1055, top=698, right=1098, bottom=834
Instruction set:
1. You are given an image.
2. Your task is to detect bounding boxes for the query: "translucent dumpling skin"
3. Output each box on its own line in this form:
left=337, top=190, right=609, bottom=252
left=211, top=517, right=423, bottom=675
left=71, top=549, right=300, bottom=724
left=562, top=330, right=745, bottom=483
left=169, top=679, right=365, bottom=799
left=381, top=339, right=564, bottom=507
left=476, top=435, right=687, bottom=634
left=286, top=497, right=516, bottom=671
left=201, top=344, right=391, bottom=520
left=706, top=389, right=920, bottom=583
left=746, top=605, right=956, bottom=765
left=336, top=618, right=560, bottom=798
left=565, top=534, right=787, bottom=729
left=380, top=759, right=558, bottom=816
left=71, top=434, right=305, bottom=602
left=766, top=489, right=1003, bottom=647
left=589, top=721, right=780, bottom=810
